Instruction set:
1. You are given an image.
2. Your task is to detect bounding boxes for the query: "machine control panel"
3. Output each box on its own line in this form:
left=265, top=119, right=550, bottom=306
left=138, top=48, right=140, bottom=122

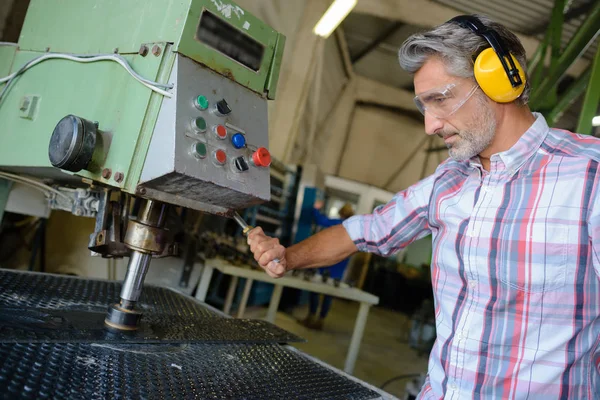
left=140, top=55, right=271, bottom=213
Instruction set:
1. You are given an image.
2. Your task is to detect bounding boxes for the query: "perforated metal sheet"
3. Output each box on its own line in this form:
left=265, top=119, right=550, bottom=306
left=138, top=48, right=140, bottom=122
left=0, top=269, right=382, bottom=399
left=0, top=269, right=213, bottom=316
left=0, top=342, right=380, bottom=399
left=0, top=270, right=302, bottom=344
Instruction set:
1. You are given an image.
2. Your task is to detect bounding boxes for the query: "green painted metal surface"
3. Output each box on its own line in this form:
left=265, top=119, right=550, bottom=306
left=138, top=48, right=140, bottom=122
left=266, top=33, right=286, bottom=100
left=528, top=33, right=548, bottom=93
left=17, top=0, right=285, bottom=97
left=0, top=0, right=285, bottom=195
left=19, top=0, right=190, bottom=54
left=0, top=48, right=165, bottom=192
left=178, top=0, right=281, bottom=96
left=548, top=0, right=566, bottom=71
left=547, top=66, right=591, bottom=126
left=0, top=45, right=17, bottom=77
left=530, top=1, right=600, bottom=107
left=0, top=179, right=12, bottom=227
left=576, top=45, right=600, bottom=135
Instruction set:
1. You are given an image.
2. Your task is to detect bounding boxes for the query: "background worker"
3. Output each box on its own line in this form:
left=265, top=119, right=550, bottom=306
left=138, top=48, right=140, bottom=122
left=301, top=200, right=354, bottom=330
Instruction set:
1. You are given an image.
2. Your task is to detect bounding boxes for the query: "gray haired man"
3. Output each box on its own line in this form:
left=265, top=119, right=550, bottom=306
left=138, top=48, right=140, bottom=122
left=248, top=15, right=600, bottom=399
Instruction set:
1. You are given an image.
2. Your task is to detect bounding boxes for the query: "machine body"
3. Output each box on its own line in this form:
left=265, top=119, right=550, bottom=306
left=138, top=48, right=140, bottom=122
left=0, top=0, right=284, bottom=208
left=0, top=0, right=285, bottom=329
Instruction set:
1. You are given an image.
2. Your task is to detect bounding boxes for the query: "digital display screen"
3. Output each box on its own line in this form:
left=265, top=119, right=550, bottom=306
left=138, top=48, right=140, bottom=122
left=195, top=10, right=265, bottom=72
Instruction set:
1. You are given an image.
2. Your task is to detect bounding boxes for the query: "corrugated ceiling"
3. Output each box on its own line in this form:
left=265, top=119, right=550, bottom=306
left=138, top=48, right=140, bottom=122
left=433, top=0, right=598, bottom=60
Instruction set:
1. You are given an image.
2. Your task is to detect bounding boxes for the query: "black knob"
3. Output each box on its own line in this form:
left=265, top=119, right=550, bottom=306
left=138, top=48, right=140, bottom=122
left=48, top=115, right=98, bottom=172
left=234, top=156, right=249, bottom=172
left=216, top=99, right=232, bottom=116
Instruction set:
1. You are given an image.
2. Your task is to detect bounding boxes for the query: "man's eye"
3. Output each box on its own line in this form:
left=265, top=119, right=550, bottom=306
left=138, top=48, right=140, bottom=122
left=433, top=97, right=446, bottom=103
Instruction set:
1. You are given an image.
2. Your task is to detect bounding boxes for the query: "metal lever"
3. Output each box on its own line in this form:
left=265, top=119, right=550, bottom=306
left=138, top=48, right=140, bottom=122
left=233, top=212, right=281, bottom=264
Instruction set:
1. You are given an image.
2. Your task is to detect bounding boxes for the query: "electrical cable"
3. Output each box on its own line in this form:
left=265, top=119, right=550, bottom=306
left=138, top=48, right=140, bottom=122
left=0, top=171, right=72, bottom=203
left=0, top=53, right=173, bottom=99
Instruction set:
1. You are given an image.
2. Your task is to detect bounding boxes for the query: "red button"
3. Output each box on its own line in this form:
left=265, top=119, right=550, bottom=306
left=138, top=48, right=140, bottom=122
left=215, top=125, right=227, bottom=139
left=214, top=149, right=227, bottom=165
left=252, top=147, right=271, bottom=167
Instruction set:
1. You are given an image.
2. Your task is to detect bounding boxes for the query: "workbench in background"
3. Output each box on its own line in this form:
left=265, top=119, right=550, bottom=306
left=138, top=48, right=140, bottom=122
left=196, top=257, right=380, bottom=375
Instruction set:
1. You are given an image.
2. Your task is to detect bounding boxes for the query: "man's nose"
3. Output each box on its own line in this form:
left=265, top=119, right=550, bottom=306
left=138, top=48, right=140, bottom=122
left=424, top=112, right=444, bottom=136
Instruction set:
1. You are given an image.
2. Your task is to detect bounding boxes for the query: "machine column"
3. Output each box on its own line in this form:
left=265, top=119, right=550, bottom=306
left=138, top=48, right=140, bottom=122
left=104, top=199, right=168, bottom=331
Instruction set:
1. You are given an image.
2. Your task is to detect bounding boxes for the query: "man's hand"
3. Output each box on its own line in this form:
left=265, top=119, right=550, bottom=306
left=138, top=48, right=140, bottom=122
left=313, top=199, right=324, bottom=210
left=247, top=227, right=288, bottom=278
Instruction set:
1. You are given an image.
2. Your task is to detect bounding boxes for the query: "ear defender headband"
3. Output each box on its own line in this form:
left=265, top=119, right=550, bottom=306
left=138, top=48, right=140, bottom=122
left=449, top=15, right=526, bottom=103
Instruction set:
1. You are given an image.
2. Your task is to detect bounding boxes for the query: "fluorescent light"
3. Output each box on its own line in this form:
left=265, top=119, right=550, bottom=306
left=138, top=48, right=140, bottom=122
left=593, top=116, right=600, bottom=127
left=313, top=0, right=357, bottom=38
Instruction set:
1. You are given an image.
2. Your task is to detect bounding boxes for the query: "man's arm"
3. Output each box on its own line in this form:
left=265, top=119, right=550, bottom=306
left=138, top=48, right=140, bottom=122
left=247, top=225, right=356, bottom=278
left=287, top=224, right=356, bottom=269
left=247, top=173, right=436, bottom=278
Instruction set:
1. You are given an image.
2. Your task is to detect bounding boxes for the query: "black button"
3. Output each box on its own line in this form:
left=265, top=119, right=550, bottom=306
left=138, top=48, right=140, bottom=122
left=216, top=99, right=232, bottom=115
left=234, top=156, right=249, bottom=172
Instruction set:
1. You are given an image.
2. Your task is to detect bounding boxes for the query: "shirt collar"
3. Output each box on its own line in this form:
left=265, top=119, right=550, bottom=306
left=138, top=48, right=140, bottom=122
left=468, top=112, right=549, bottom=174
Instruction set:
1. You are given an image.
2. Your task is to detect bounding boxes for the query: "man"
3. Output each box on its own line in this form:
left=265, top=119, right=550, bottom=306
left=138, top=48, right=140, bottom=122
left=248, top=14, right=600, bottom=399
left=301, top=200, right=354, bottom=330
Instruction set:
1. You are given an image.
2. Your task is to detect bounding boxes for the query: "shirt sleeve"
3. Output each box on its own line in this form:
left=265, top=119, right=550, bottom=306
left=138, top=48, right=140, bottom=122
left=342, top=174, right=435, bottom=257
left=588, top=170, right=600, bottom=278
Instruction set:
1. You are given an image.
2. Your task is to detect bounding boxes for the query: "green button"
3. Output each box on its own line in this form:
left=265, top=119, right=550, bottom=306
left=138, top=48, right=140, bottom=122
left=196, top=95, right=209, bottom=110
left=195, top=117, right=207, bottom=131
left=194, top=142, right=207, bottom=158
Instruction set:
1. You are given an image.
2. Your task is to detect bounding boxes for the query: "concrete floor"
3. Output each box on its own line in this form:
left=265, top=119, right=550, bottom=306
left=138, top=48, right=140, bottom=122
left=244, top=298, right=429, bottom=398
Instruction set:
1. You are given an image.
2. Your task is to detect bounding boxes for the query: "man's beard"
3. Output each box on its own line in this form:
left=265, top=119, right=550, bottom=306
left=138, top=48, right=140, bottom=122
left=438, top=96, right=497, bottom=161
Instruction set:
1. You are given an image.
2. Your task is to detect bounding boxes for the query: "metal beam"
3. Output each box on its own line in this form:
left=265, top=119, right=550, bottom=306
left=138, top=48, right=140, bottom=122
left=354, top=75, right=415, bottom=112
left=420, top=136, right=434, bottom=180
left=529, top=0, right=566, bottom=108
left=547, top=66, right=591, bottom=126
left=549, top=0, right=567, bottom=71
left=576, top=45, right=600, bottom=134
left=351, top=21, right=402, bottom=64
left=529, top=1, right=600, bottom=107
left=383, top=135, right=430, bottom=189
left=355, top=100, right=424, bottom=123
left=0, top=179, right=12, bottom=229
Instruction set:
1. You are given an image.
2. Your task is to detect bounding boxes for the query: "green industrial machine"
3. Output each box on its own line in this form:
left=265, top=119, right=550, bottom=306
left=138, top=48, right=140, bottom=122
left=0, top=0, right=285, bottom=330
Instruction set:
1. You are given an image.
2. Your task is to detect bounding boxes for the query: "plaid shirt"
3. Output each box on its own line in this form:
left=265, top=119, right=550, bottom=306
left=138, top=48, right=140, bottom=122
left=343, top=113, right=600, bottom=399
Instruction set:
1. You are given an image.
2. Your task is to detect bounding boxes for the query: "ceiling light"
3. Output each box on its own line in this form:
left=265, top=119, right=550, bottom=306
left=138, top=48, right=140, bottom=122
left=593, top=116, right=600, bottom=127
left=313, top=0, right=357, bottom=38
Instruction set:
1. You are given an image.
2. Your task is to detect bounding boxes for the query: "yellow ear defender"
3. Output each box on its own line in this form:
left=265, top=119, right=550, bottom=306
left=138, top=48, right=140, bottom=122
left=449, top=15, right=527, bottom=103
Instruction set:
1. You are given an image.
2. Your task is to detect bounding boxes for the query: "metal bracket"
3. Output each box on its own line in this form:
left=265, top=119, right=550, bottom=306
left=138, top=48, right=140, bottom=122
left=49, top=187, right=102, bottom=217
left=88, top=190, right=129, bottom=257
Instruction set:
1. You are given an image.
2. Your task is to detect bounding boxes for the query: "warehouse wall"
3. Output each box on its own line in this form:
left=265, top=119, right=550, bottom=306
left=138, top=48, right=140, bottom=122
left=291, top=34, right=350, bottom=165
left=338, top=106, right=445, bottom=193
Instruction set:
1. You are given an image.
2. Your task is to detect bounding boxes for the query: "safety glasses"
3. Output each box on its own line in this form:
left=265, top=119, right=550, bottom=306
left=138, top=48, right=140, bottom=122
left=414, top=83, right=479, bottom=119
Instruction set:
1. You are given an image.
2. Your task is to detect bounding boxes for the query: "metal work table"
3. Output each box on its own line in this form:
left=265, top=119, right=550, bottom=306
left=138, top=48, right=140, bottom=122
left=0, top=268, right=397, bottom=399
left=196, top=257, right=380, bottom=375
